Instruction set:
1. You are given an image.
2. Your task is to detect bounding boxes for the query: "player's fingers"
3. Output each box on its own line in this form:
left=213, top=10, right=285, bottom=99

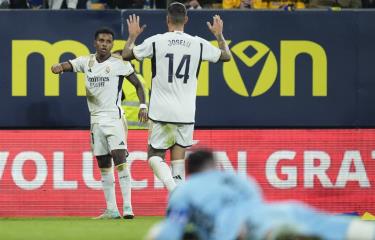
left=126, top=19, right=130, bottom=26
left=136, top=15, right=140, bottom=24
left=216, top=15, right=221, bottom=22
left=141, top=24, right=147, bottom=32
left=140, top=113, right=147, bottom=123
left=206, top=22, right=212, bottom=30
left=129, top=15, right=133, bottom=22
left=52, top=66, right=61, bottom=74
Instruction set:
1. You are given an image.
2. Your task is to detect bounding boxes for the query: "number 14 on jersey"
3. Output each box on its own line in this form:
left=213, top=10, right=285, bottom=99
left=165, top=53, right=191, bottom=84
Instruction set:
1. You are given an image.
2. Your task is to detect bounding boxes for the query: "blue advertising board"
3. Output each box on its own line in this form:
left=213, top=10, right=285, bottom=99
left=0, top=10, right=374, bottom=128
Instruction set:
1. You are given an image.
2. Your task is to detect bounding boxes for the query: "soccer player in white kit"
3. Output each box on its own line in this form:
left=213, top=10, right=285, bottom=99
left=122, top=2, right=232, bottom=192
left=51, top=28, right=148, bottom=219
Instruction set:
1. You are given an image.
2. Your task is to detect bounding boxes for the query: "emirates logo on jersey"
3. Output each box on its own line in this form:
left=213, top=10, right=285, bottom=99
left=88, top=76, right=109, bottom=88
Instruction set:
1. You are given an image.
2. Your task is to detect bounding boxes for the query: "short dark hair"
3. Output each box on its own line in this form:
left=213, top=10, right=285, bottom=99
left=167, top=2, right=187, bottom=25
left=186, top=149, right=215, bottom=175
left=94, top=28, right=115, bottom=40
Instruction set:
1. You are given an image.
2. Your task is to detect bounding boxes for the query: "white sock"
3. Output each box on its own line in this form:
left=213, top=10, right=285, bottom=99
left=171, top=159, right=185, bottom=185
left=116, top=163, right=133, bottom=214
left=100, top=168, right=118, bottom=212
left=149, top=156, right=176, bottom=192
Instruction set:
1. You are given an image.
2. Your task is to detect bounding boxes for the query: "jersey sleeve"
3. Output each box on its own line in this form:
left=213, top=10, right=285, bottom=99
left=68, top=56, right=87, bottom=73
left=133, top=35, right=157, bottom=61
left=197, top=37, right=222, bottom=63
left=117, top=61, right=135, bottom=77
left=155, top=217, right=186, bottom=240
left=155, top=188, right=190, bottom=240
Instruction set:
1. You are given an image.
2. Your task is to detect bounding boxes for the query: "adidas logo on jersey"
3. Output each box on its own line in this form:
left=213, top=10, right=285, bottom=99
left=173, top=175, right=182, bottom=180
left=119, top=141, right=125, bottom=145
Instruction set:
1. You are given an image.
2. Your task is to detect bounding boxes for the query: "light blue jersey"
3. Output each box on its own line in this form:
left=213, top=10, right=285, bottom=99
left=156, top=170, right=264, bottom=240
left=254, top=202, right=353, bottom=240
left=156, top=170, right=358, bottom=240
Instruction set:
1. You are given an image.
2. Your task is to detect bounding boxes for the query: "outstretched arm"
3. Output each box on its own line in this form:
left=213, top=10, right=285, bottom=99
left=126, top=72, right=148, bottom=123
left=122, top=14, right=147, bottom=61
left=207, top=15, right=232, bottom=62
left=51, top=62, right=73, bottom=74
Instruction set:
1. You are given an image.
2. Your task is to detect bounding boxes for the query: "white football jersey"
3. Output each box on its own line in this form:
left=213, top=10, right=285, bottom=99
left=133, top=31, right=221, bottom=123
left=69, top=54, right=134, bottom=123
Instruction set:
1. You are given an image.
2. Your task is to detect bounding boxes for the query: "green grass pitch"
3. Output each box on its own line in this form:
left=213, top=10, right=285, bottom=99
left=0, top=216, right=163, bottom=240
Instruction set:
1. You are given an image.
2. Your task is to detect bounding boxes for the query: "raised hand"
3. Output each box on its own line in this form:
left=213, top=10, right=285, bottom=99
left=206, top=15, right=224, bottom=37
left=127, top=14, right=146, bottom=39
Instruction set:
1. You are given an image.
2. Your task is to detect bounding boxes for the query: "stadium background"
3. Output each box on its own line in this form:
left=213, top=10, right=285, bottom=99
left=1, top=9, right=375, bottom=218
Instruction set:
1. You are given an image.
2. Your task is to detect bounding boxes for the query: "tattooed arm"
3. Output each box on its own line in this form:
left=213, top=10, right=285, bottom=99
left=207, top=15, right=232, bottom=62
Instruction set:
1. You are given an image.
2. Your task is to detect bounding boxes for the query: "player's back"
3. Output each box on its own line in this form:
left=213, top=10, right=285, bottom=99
left=168, top=170, right=263, bottom=239
left=173, top=170, right=262, bottom=208
left=135, top=31, right=221, bottom=123
left=149, top=31, right=202, bottom=123
left=165, top=171, right=360, bottom=240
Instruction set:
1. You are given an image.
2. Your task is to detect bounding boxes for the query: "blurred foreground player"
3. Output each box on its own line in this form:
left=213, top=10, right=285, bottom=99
left=147, top=149, right=375, bottom=240
left=122, top=2, right=232, bottom=192
left=51, top=28, right=148, bottom=219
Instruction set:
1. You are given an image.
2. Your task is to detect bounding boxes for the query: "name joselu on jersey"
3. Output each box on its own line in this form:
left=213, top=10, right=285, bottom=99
left=88, top=76, right=109, bottom=88
left=168, top=39, right=191, bottom=48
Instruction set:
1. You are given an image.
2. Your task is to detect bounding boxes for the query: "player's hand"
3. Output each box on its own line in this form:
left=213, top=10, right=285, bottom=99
left=207, top=15, right=224, bottom=37
left=51, top=64, right=63, bottom=74
left=138, top=108, right=148, bottom=124
left=127, top=14, right=146, bottom=39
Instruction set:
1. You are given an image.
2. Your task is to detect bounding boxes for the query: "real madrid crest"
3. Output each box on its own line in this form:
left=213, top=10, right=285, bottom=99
left=105, top=66, right=111, bottom=74
left=88, top=59, right=94, bottom=68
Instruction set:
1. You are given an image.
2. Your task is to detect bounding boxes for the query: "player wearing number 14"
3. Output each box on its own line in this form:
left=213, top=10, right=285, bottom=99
left=122, top=2, right=231, bottom=192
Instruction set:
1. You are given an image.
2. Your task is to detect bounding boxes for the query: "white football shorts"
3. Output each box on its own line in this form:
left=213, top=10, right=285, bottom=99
left=90, top=117, right=128, bottom=156
left=148, top=120, right=194, bottom=150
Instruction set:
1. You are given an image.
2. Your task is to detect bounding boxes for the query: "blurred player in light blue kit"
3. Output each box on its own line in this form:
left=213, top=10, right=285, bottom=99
left=147, top=149, right=375, bottom=240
